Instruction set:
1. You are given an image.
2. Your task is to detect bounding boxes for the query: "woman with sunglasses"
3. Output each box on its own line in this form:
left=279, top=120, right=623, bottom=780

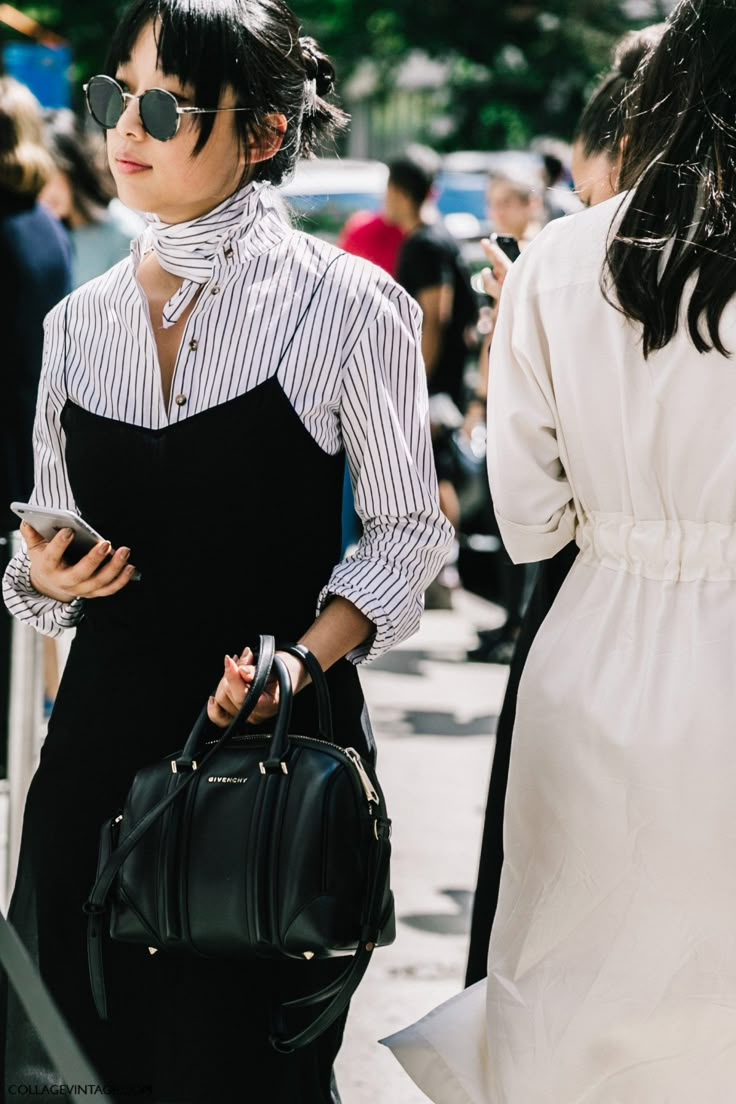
left=386, top=0, right=736, bottom=1100
left=1, top=0, right=452, bottom=1100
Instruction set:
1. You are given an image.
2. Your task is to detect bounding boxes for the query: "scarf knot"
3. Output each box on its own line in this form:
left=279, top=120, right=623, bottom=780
left=141, top=183, right=264, bottom=328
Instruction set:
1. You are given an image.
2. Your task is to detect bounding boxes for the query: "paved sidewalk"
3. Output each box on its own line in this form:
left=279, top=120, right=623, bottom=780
left=335, top=591, right=509, bottom=1103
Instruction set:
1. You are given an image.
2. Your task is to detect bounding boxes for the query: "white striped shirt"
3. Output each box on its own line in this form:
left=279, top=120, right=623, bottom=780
left=2, top=185, right=453, bottom=663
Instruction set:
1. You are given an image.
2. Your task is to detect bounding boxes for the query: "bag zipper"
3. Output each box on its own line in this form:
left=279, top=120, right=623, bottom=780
left=291, top=736, right=381, bottom=813
left=204, top=732, right=380, bottom=810
left=344, top=747, right=380, bottom=806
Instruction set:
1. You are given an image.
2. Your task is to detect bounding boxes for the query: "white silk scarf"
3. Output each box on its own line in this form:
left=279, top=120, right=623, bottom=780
left=143, top=182, right=260, bottom=328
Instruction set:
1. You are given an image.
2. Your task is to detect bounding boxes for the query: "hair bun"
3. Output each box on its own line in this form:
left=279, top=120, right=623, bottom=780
left=299, top=36, right=336, bottom=98
left=613, top=24, right=667, bottom=81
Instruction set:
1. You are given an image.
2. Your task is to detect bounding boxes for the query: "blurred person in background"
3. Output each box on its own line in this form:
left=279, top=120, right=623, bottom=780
left=533, top=136, right=582, bottom=221
left=387, top=150, right=478, bottom=605
left=41, top=108, right=144, bottom=287
left=465, top=170, right=546, bottom=655
left=0, top=77, right=71, bottom=766
left=465, top=27, right=663, bottom=667
left=337, top=205, right=404, bottom=277
left=464, top=19, right=668, bottom=986
left=487, top=171, right=543, bottom=244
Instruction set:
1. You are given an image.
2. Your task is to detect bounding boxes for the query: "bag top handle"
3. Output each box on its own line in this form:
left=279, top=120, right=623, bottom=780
left=280, top=643, right=333, bottom=743
left=258, top=654, right=294, bottom=768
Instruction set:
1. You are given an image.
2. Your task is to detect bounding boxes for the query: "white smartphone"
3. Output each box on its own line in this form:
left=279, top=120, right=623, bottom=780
left=11, top=501, right=104, bottom=553
left=10, top=503, right=142, bottom=580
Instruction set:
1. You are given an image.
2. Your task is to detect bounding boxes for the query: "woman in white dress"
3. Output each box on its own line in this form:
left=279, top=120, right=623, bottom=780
left=384, top=2, right=736, bottom=1100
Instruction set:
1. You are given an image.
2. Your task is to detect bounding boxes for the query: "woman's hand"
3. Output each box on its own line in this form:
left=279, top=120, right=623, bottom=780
left=480, top=237, right=513, bottom=321
left=207, top=647, right=311, bottom=728
left=21, top=522, right=137, bottom=602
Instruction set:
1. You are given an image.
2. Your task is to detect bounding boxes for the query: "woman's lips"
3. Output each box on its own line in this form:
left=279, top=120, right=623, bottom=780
left=115, top=157, right=151, bottom=174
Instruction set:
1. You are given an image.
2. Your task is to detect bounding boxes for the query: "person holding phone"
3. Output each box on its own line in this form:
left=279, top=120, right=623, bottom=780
left=387, top=2, right=736, bottom=1099
left=0, top=2, right=453, bottom=1099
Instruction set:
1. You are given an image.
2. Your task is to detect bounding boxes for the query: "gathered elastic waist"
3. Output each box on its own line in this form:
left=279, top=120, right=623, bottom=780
left=576, top=514, right=736, bottom=581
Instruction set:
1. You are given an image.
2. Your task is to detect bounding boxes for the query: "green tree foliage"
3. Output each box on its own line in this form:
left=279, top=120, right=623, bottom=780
left=298, top=0, right=673, bottom=147
left=5, top=0, right=672, bottom=145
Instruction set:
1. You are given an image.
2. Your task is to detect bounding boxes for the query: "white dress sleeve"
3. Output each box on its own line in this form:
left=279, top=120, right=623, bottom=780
left=317, top=285, right=455, bottom=663
left=487, top=262, right=576, bottom=564
left=2, top=302, right=85, bottom=637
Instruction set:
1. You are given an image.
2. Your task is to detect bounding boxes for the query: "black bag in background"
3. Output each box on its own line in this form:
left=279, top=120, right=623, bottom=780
left=84, top=636, right=394, bottom=1052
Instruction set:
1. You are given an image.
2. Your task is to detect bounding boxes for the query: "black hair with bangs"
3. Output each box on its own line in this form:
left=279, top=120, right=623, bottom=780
left=105, top=0, right=347, bottom=186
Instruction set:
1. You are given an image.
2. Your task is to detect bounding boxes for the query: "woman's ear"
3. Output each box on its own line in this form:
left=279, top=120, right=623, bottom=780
left=248, top=113, right=288, bottom=165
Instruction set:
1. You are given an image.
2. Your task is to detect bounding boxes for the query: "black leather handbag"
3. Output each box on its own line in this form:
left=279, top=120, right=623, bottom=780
left=83, top=636, right=395, bottom=1051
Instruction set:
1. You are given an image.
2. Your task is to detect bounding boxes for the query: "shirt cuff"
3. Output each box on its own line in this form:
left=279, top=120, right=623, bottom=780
left=317, top=559, right=419, bottom=665
left=3, top=550, right=84, bottom=638
left=495, top=503, right=577, bottom=564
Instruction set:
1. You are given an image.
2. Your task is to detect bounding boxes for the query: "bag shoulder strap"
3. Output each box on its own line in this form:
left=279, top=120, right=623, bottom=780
left=271, top=816, right=393, bottom=1052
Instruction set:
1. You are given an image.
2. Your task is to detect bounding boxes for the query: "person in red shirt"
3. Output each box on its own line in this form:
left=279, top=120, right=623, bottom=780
left=337, top=208, right=404, bottom=276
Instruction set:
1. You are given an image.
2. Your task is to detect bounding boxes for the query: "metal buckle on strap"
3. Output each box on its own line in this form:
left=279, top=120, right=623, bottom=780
left=171, top=759, right=197, bottom=774
left=259, top=761, right=288, bottom=775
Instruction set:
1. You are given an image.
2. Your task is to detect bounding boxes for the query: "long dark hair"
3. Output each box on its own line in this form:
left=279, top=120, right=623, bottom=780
left=106, top=0, right=347, bottom=186
left=606, top=0, right=736, bottom=358
left=575, top=25, right=665, bottom=160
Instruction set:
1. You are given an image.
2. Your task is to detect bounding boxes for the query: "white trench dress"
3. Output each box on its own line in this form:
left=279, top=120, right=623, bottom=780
left=384, top=195, right=736, bottom=1103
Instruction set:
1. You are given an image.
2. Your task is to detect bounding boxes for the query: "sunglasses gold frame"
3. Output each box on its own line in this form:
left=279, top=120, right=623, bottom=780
left=83, top=75, right=251, bottom=142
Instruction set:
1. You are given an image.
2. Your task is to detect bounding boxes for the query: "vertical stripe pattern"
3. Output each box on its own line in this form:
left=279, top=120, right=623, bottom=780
left=3, top=184, right=454, bottom=661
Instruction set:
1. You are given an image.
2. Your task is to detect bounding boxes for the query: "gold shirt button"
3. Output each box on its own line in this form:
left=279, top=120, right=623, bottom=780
left=188, top=338, right=198, bottom=351
left=174, top=394, right=187, bottom=407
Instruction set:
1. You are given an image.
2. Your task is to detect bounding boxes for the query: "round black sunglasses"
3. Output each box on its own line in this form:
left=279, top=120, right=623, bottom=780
left=83, top=74, right=251, bottom=143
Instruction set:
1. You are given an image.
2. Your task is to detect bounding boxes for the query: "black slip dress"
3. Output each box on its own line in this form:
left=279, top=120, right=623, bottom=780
left=2, top=313, right=373, bottom=1103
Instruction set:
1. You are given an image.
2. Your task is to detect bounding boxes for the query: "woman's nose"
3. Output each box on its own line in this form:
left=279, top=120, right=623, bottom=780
left=116, top=93, right=144, bottom=138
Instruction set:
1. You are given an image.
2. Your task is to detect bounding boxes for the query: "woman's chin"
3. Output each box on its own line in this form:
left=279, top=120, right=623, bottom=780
left=113, top=175, right=156, bottom=213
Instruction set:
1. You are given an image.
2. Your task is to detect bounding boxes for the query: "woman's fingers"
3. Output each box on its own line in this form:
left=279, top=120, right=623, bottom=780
left=208, top=652, right=283, bottom=729
left=249, top=695, right=279, bottom=723
left=82, top=564, right=137, bottom=598
left=207, top=695, right=232, bottom=728
left=20, top=521, right=51, bottom=552
left=208, top=645, right=308, bottom=727
left=480, top=238, right=513, bottom=277
left=69, top=544, right=129, bottom=592
left=20, top=522, right=139, bottom=603
left=481, top=267, right=502, bottom=300
left=213, top=657, right=249, bottom=716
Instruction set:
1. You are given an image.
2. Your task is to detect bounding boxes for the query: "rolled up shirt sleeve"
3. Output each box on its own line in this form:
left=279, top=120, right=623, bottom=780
left=2, top=302, right=85, bottom=637
left=317, top=285, right=455, bottom=663
left=487, top=259, right=576, bottom=564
